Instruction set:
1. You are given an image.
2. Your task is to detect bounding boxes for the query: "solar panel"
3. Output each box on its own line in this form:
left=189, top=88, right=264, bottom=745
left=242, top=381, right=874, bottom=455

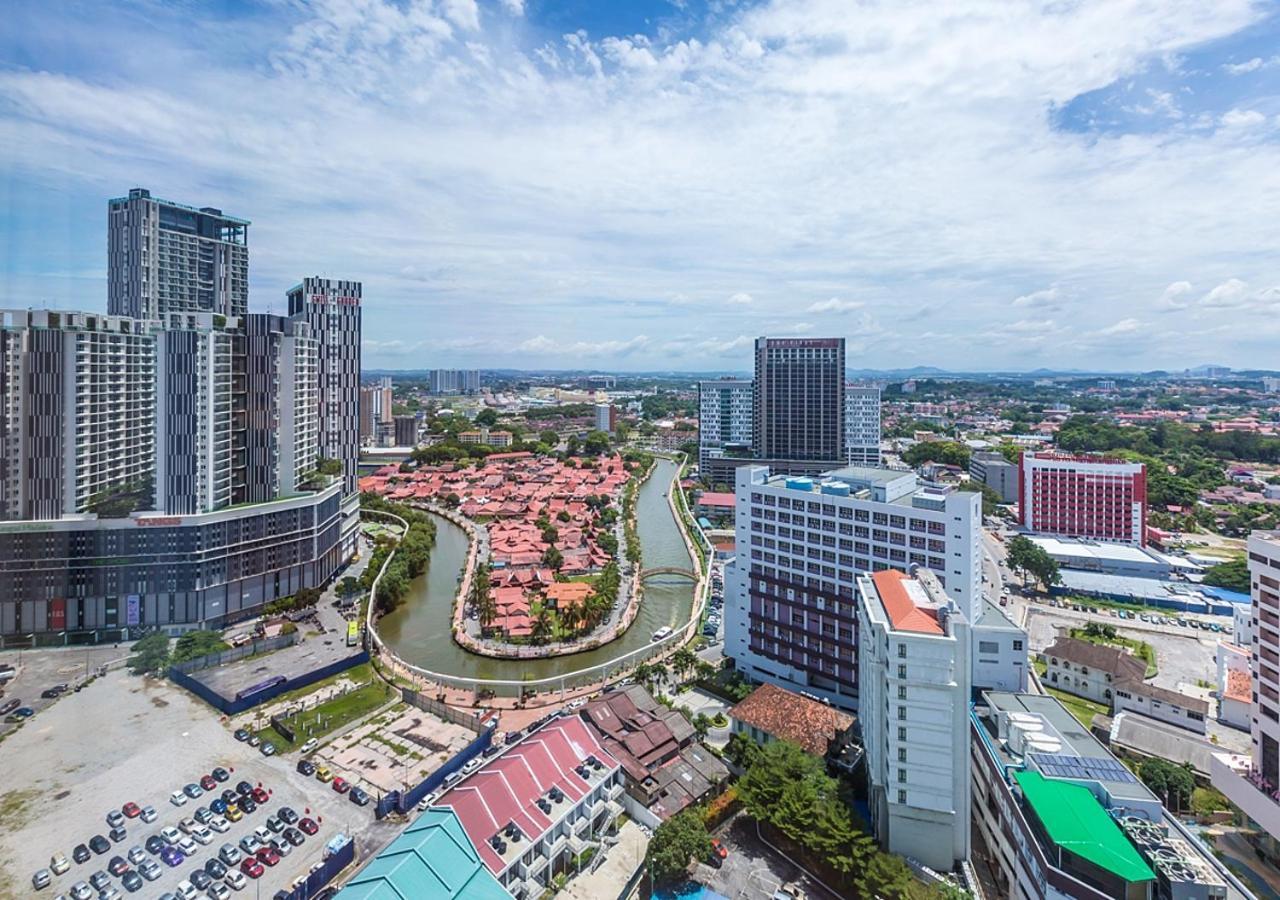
left=1026, top=752, right=1138, bottom=784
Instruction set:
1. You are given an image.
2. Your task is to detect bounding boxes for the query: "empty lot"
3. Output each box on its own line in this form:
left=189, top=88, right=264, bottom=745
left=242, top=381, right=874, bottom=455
left=0, top=666, right=398, bottom=898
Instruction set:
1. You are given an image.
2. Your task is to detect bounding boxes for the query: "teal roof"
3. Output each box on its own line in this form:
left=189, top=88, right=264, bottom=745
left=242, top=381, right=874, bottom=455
left=1014, top=771, right=1155, bottom=884
left=336, top=808, right=511, bottom=900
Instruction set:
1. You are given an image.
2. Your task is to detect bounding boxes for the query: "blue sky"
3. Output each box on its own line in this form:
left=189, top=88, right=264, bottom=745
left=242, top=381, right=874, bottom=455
left=1, top=0, right=1279, bottom=372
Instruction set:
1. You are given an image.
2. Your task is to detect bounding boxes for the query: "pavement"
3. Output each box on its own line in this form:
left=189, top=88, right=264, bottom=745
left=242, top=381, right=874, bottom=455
left=561, top=819, right=649, bottom=900
left=0, top=644, right=128, bottom=738
left=669, top=688, right=731, bottom=748
left=0, top=667, right=399, bottom=899
left=699, top=812, right=840, bottom=900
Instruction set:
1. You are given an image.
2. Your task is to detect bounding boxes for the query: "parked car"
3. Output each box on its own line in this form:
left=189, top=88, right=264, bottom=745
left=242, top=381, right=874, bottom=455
left=239, top=859, right=263, bottom=880
left=223, top=870, right=247, bottom=891
left=255, top=847, right=280, bottom=867
left=219, top=844, right=242, bottom=867
left=296, top=760, right=315, bottom=776
left=204, top=858, right=227, bottom=880
left=331, top=777, right=350, bottom=794
left=349, top=787, right=369, bottom=806
left=260, top=742, right=277, bottom=757
left=138, top=859, right=162, bottom=882
left=170, top=791, right=189, bottom=807
left=299, top=739, right=318, bottom=755
left=126, top=845, right=147, bottom=866
left=190, top=870, right=212, bottom=890
left=282, top=828, right=305, bottom=847
left=107, top=855, right=130, bottom=877
left=183, top=783, right=204, bottom=800
left=208, top=816, right=230, bottom=834
left=233, top=729, right=250, bottom=742
left=50, top=853, right=71, bottom=875
left=207, top=882, right=231, bottom=900
left=109, top=825, right=128, bottom=843
left=277, top=807, right=298, bottom=826
left=298, top=818, right=318, bottom=836
left=239, top=797, right=257, bottom=815
left=145, top=836, right=167, bottom=856
left=200, top=775, right=218, bottom=792
left=89, top=835, right=111, bottom=855
left=121, top=870, right=144, bottom=893
left=121, top=802, right=141, bottom=819
left=106, top=811, right=125, bottom=829
left=250, top=787, right=268, bottom=805
left=73, top=843, right=91, bottom=864
left=160, top=846, right=185, bottom=868
left=32, top=868, right=52, bottom=890
left=161, top=827, right=182, bottom=845
left=211, top=768, right=230, bottom=783
left=314, top=766, right=333, bottom=783
left=139, top=805, right=158, bottom=824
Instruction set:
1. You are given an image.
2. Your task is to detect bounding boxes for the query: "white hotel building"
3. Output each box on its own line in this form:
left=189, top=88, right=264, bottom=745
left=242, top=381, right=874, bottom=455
left=845, top=384, right=882, bottom=467
left=724, top=464, right=985, bottom=710
left=857, top=568, right=970, bottom=871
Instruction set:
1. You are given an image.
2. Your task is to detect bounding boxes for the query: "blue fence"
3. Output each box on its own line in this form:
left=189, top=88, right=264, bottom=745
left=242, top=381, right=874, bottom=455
left=274, top=836, right=355, bottom=900
left=169, top=650, right=370, bottom=716
left=374, top=724, right=496, bottom=820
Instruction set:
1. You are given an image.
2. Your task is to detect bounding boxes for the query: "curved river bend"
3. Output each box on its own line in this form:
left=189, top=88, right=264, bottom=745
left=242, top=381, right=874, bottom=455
left=377, top=457, right=695, bottom=681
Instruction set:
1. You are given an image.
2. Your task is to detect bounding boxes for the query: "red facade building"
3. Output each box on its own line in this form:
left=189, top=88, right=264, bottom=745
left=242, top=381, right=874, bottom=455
left=1018, top=452, right=1146, bottom=546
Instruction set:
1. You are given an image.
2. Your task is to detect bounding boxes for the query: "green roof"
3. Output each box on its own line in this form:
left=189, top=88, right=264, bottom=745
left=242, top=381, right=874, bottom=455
left=336, top=808, right=511, bottom=900
left=1014, top=771, right=1155, bottom=884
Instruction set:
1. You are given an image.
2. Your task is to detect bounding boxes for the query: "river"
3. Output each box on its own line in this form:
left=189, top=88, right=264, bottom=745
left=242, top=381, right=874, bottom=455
left=377, top=456, right=695, bottom=681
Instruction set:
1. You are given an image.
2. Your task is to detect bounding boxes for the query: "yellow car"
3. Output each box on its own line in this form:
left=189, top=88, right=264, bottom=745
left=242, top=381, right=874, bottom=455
left=315, top=766, right=333, bottom=783
left=225, top=804, right=243, bottom=822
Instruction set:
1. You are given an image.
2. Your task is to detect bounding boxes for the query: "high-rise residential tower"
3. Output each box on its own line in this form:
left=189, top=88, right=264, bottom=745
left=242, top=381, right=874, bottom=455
left=108, top=188, right=249, bottom=319
left=844, top=384, right=882, bottom=467
left=752, top=337, right=845, bottom=463
left=697, top=379, right=753, bottom=473
left=288, top=277, right=362, bottom=498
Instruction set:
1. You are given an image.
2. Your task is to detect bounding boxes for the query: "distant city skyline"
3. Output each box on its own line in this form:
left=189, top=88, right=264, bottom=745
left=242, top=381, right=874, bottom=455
left=2, top=1, right=1279, bottom=371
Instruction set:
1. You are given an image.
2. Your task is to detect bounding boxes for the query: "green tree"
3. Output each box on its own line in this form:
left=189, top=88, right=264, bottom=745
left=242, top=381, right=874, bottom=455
left=474, top=408, right=499, bottom=427
left=725, top=730, right=763, bottom=770
left=646, top=809, right=711, bottom=885
left=692, top=712, right=712, bottom=741
left=1202, top=558, right=1250, bottom=593
left=670, top=647, right=698, bottom=681
left=582, top=430, right=612, bottom=456
left=128, top=632, right=171, bottom=674
left=470, top=564, right=496, bottom=631
left=1138, top=758, right=1195, bottom=811
left=539, top=429, right=560, bottom=446
left=530, top=602, right=553, bottom=644
left=170, top=630, right=230, bottom=665
left=1006, top=535, right=1060, bottom=590
left=542, top=546, right=564, bottom=571
left=902, top=440, right=971, bottom=469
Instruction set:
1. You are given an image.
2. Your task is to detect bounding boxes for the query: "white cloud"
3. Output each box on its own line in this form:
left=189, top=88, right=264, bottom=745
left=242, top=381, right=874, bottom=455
left=1220, top=108, right=1266, bottom=128
left=498, top=0, right=524, bottom=15
left=1222, top=56, right=1280, bottom=74
left=1012, top=287, right=1061, bottom=309
left=1201, top=277, right=1249, bottom=307
left=1098, top=318, right=1142, bottom=336
left=0, top=0, right=1276, bottom=370
left=1157, top=281, right=1193, bottom=310
left=806, top=297, right=863, bottom=313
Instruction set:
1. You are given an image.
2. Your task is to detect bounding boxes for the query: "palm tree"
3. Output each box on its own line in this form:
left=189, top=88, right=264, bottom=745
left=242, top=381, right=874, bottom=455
left=560, top=602, right=580, bottom=635
left=531, top=602, right=553, bottom=644
left=671, top=648, right=697, bottom=682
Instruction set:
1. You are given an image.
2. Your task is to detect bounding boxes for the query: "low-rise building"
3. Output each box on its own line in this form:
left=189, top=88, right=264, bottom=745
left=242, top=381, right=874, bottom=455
left=433, top=716, right=625, bottom=898
left=972, top=691, right=1243, bottom=900
left=693, top=491, right=735, bottom=520
left=1112, top=679, right=1209, bottom=735
left=971, top=599, right=1029, bottom=693
left=1041, top=636, right=1147, bottom=706
left=728, top=682, right=855, bottom=758
left=856, top=568, right=970, bottom=871
left=578, top=684, right=729, bottom=820
left=1216, top=640, right=1252, bottom=731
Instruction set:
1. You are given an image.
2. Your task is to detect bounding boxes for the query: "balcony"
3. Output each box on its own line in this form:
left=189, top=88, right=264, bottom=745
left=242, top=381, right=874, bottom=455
left=1211, top=752, right=1280, bottom=837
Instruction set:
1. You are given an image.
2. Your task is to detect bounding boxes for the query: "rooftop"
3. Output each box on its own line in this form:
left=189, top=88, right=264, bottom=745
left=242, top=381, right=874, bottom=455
left=867, top=569, right=944, bottom=635
left=335, top=807, right=509, bottom=900
left=729, top=682, right=854, bottom=756
left=1013, top=771, right=1155, bottom=885
left=1043, top=637, right=1148, bottom=682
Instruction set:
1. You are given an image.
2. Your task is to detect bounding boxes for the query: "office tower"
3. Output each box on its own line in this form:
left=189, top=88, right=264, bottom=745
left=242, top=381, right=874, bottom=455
left=752, top=337, right=845, bottom=462
left=595, top=402, right=617, bottom=435
left=1212, top=532, right=1280, bottom=862
left=108, top=188, right=249, bottom=319
left=724, top=464, right=982, bottom=710
left=857, top=568, right=970, bottom=871
left=844, top=384, right=881, bottom=467
left=1018, top=451, right=1147, bottom=546
left=1264, top=376, right=1280, bottom=394
left=969, top=450, right=1018, bottom=503
left=358, top=384, right=391, bottom=442
left=697, top=379, right=753, bottom=473
left=288, top=277, right=361, bottom=498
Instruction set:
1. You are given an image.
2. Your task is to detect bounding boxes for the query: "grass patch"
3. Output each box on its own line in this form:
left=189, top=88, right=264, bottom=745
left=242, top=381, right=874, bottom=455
left=1192, top=786, right=1230, bottom=817
left=1033, top=657, right=1048, bottom=677
left=1045, top=686, right=1108, bottom=730
left=0, top=788, right=39, bottom=831
left=257, top=676, right=395, bottom=750
left=250, top=662, right=375, bottom=712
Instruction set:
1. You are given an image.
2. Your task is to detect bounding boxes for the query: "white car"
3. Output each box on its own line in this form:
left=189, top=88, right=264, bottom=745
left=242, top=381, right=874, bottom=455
left=170, top=790, right=188, bottom=807
left=270, top=838, right=293, bottom=858
left=224, top=871, right=247, bottom=891
left=299, top=738, right=318, bottom=755
left=177, top=836, right=198, bottom=857
left=139, top=805, right=158, bottom=823
left=207, top=815, right=230, bottom=833
left=190, top=825, right=213, bottom=845
left=179, top=817, right=199, bottom=834
left=161, top=826, right=183, bottom=845
left=252, top=826, right=272, bottom=846
left=175, top=882, right=198, bottom=900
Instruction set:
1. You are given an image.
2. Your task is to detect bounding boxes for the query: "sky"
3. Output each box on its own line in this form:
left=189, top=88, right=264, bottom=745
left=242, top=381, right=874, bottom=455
left=1, top=0, right=1279, bottom=373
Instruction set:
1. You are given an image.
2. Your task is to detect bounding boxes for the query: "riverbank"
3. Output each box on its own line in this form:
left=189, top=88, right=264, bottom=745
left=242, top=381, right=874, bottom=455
left=445, top=457, right=658, bottom=661
left=364, top=456, right=703, bottom=709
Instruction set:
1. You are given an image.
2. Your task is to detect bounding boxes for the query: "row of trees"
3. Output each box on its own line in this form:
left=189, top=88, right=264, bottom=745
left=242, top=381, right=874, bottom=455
left=360, top=495, right=438, bottom=614
left=128, top=629, right=231, bottom=675
left=1006, top=535, right=1061, bottom=590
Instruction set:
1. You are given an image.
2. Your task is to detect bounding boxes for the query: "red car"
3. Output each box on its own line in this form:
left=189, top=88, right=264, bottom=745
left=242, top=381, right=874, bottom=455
left=298, top=817, right=318, bottom=836
left=121, top=802, right=141, bottom=819
left=240, top=858, right=264, bottom=879
left=256, top=846, right=281, bottom=867
left=710, top=838, right=728, bottom=860
left=251, top=787, right=269, bottom=805
left=331, top=777, right=349, bottom=794
left=200, top=775, right=218, bottom=791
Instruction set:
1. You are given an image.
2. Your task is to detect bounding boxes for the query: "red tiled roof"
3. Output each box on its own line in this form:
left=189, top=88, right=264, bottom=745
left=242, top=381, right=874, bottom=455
left=697, top=492, right=735, bottom=507
left=436, top=717, right=619, bottom=874
left=1225, top=669, right=1251, bottom=703
left=872, top=570, right=943, bottom=635
left=728, top=683, right=854, bottom=757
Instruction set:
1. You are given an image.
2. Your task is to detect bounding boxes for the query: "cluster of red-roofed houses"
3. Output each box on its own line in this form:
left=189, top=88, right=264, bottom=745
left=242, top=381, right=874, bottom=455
left=360, top=453, right=632, bottom=640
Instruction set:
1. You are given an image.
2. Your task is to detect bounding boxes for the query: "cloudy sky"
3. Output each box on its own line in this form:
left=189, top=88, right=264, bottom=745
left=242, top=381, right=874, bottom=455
left=2, top=0, right=1279, bottom=372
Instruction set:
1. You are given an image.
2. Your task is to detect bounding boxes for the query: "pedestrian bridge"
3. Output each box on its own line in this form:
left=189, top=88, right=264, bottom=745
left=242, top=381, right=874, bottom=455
left=639, top=566, right=699, bottom=582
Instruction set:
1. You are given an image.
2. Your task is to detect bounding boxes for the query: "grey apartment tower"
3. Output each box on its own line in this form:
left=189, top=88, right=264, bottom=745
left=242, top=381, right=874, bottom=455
left=0, top=191, right=360, bottom=640
left=108, top=188, right=249, bottom=319
left=752, top=337, right=845, bottom=462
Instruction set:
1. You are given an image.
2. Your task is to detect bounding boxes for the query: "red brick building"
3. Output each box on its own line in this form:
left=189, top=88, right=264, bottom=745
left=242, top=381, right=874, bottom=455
left=1018, top=451, right=1146, bottom=546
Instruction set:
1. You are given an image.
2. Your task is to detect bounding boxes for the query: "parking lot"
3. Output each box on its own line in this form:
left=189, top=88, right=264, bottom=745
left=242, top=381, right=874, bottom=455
left=0, top=645, right=128, bottom=738
left=697, top=812, right=837, bottom=900
left=0, top=664, right=398, bottom=899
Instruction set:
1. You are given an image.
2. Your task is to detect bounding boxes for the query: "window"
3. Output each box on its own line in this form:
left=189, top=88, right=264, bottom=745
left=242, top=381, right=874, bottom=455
left=897, top=705, right=906, bottom=720
left=898, top=726, right=907, bottom=741
left=897, top=685, right=907, bottom=700
left=897, top=644, right=906, bottom=658
left=897, top=664, right=906, bottom=679
left=898, top=747, right=907, bottom=762
left=978, top=641, right=999, bottom=654
left=897, top=768, right=907, bottom=783
left=897, top=789, right=907, bottom=804
left=1013, top=640, right=1023, bottom=651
